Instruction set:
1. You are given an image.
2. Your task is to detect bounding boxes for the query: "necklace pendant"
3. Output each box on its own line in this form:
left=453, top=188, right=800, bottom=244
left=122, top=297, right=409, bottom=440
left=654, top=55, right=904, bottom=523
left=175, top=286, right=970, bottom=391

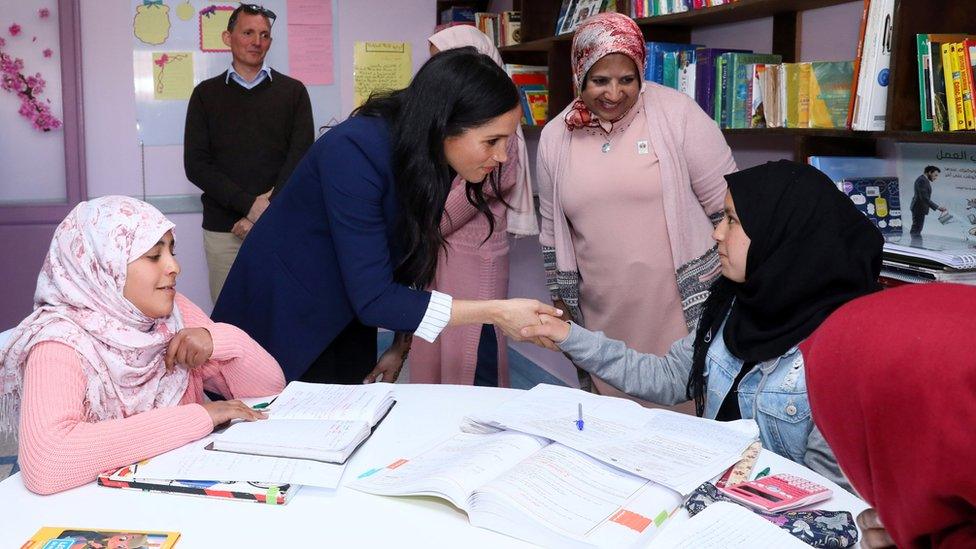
left=601, top=142, right=611, bottom=153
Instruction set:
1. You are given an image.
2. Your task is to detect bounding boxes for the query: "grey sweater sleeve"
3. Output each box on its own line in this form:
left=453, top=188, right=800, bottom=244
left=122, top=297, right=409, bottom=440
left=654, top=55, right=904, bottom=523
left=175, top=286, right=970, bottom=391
left=804, top=423, right=853, bottom=493
left=557, top=323, right=695, bottom=406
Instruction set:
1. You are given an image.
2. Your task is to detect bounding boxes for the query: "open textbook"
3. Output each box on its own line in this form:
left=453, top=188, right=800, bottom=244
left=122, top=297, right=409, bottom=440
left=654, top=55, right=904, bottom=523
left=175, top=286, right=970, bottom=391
left=463, top=384, right=759, bottom=494
left=652, top=501, right=808, bottom=548
left=350, top=431, right=684, bottom=549
left=212, top=381, right=396, bottom=464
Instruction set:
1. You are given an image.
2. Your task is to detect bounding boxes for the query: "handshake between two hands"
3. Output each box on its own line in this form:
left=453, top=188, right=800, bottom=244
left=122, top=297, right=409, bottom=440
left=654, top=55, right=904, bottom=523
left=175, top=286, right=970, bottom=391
left=493, top=298, right=572, bottom=352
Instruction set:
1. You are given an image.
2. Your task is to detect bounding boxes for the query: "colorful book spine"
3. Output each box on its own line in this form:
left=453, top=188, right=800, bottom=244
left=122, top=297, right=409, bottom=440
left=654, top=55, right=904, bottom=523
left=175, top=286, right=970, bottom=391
left=943, top=43, right=964, bottom=131
left=750, top=64, right=767, bottom=128
left=847, top=0, right=872, bottom=129
left=955, top=42, right=975, bottom=130
left=917, top=34, right=934, bottom=132
left=784, top=63, right=800, bottom=128
left=695, top=48, right=751, bottom=120
left=797, top=62, right=812, bottom=128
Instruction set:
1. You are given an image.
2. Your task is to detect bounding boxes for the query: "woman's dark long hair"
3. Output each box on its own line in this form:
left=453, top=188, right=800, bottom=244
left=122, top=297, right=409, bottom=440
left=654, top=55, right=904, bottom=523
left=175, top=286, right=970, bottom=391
left=352, top=46, right=519, bottom=288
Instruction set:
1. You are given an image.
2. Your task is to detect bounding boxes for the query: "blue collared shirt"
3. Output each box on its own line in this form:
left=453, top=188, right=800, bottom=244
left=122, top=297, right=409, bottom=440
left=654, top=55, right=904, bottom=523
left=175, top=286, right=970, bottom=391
left=226, top=61, right=273, bottom=90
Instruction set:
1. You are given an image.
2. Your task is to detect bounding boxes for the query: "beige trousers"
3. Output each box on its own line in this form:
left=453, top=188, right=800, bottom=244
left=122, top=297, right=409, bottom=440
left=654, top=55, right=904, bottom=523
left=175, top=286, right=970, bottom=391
left=202, top=229, right=243, bottom=303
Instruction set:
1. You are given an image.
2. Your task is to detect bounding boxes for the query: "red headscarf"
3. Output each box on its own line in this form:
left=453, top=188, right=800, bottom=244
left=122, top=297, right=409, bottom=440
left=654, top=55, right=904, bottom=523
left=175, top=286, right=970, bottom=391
left=565, top=12, right=646, bottom=131
left=802, top=283, right=976, bottom=548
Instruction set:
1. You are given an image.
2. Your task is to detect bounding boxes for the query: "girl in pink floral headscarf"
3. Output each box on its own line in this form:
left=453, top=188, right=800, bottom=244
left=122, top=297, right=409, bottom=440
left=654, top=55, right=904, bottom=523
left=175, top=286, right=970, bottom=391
left=0, top=196, right=284, bottom=494
left=537, top=12, right=736, bottom=405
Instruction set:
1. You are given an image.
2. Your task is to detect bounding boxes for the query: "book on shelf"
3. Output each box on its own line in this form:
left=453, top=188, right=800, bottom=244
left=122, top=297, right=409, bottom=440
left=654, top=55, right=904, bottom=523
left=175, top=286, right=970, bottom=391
left=676, top=49, right=697, bottom=99
left=695, top=48, right=751, bottom=120
left=725, top=53, right=782, bottom=129
left=350, top=431, right=685, bottom=549
left=22, top=527, right=180, bottom=548
left=210, top=381, right=396, bottom=464
left=645, top=42, right=701, bottom=85
left=518, top=85, right=549, bottom=126
left=943, top=43, right=965, bottom=131
left=501, top=11, right=521, bottom=46
left=440, top=6, right=477, bottom=25
left=556, top=0, right=610, bottom=36
left=922, top=34, right=974, bottom=132
left=917, top=34, right=936, bottom=131
left=475, top=12, right=500, bottom=48
left=98, top=461, right=299, bottom=504
left=850, top=0, right=894, bottom=131
left=808, top=61, right=854, bottom=128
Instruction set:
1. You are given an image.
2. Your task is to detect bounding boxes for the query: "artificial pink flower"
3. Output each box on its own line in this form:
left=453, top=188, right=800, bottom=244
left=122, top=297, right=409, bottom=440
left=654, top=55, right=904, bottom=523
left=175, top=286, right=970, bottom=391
left=43, top=48, right=52, bottom=58
left=9, top=24, right=22, bottom=36
left=39, top=8, right=51, bottom=19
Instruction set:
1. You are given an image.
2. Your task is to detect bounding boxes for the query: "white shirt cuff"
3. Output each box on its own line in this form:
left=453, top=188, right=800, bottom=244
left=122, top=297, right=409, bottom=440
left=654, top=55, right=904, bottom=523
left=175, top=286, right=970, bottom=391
left=413, top=291, right=453, bottom=343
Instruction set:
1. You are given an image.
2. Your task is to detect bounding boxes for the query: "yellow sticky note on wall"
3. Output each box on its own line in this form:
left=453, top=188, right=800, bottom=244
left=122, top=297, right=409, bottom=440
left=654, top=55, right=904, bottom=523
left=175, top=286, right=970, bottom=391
left=199, top=5, right=234, bottom=52
left=153, top=52, right=194, bottom=100
left=353, top=42, right=413, bottom=108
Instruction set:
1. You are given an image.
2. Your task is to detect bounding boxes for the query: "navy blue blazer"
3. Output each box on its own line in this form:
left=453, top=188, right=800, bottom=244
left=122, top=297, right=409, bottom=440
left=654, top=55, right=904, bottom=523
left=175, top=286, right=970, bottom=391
left=212, top=115, right=432, bottom=381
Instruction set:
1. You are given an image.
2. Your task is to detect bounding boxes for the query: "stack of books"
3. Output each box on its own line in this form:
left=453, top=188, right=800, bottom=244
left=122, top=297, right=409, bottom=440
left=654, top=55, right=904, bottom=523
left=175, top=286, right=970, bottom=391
left=644, top=42, right=855, bottom=130
left=917, top=33, right=976, bottom=132
left=506, top=64, right=549, bottom=126
left=631, top=0, right=740, bottom=18
left=439, top=8, right=521, bottom=47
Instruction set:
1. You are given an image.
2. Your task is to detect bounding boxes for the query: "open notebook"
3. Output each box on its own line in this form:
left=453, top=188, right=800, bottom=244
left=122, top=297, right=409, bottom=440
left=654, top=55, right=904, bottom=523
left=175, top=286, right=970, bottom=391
left=350, top=431, right=684, bottom=549
left=212, top=381, right=395, bottom=464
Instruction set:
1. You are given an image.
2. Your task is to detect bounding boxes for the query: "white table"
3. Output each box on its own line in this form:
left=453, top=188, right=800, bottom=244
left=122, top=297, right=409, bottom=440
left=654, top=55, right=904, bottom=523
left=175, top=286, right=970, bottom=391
left=0, top=385, right=867, bottom=548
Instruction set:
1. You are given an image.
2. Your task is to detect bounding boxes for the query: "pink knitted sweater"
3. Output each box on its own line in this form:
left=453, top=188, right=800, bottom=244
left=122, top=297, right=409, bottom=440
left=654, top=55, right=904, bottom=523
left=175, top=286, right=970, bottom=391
left=17, top=293, right=285, bottom=494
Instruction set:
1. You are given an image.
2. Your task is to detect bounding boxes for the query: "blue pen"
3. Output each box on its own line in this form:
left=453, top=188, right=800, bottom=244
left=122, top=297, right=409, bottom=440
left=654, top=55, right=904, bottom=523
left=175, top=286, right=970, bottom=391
left=576, top=403, right=584, bottom=431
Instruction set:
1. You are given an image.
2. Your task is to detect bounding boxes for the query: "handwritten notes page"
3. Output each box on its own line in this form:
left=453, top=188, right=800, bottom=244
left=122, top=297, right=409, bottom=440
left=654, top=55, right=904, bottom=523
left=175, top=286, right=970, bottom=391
left=268, top=381, right=395, bottom=424
left=651, top=502, right=808, bottom=548
left=287, top=0, right=333, bottom=85
left=353, top=41, right=412, bottom=108
left=464, top=384, right=759, bottom=494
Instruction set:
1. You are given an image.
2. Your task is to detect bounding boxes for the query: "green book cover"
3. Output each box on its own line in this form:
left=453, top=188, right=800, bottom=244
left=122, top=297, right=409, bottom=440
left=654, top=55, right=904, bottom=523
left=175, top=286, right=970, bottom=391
left=784, top=63, right=800, bottom=128
left=917, top=34, right=934, bottom=131
left=663, top=51, right=678, bottom=89
left=809, top=61, right=855, bottom=128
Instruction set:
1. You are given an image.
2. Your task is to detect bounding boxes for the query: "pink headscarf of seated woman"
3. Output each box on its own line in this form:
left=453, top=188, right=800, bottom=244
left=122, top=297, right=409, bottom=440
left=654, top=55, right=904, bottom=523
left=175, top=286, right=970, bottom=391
left=802, top=283, right=976, bottom=548
left=565, top=12, right=646, bottom=130
left=0, top=196, right=189, bottom=435
left=428, top=25, right=539, bottom=237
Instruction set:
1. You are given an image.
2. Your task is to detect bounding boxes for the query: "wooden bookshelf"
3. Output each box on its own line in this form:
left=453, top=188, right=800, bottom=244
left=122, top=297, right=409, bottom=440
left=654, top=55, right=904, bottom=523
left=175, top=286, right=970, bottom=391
left=485, top=0, right=976, bottom=158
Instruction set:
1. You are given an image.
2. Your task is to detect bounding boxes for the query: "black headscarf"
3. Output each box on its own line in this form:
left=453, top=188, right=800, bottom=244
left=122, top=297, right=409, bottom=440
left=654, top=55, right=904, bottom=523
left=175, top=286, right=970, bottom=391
left=687, top=160, right=883, bottom=416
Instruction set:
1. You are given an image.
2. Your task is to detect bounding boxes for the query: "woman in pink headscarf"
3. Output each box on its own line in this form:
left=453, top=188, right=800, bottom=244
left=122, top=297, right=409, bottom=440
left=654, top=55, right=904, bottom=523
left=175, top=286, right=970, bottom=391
left=0, top=196, right=285, bottom=494
left=371, top=25, right=539, bottom=387
left=537, top=12, right=735, bottom=404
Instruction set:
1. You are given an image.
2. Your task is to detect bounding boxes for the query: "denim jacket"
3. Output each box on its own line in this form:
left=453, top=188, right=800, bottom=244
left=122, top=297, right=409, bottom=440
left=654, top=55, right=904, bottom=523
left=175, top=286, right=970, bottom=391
left=558, top=321, right=849, bottom=490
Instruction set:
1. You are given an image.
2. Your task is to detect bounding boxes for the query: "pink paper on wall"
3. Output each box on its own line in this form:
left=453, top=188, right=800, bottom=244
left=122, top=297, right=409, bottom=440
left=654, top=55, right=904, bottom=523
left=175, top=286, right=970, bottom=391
left=287, top=0, right=333, bottom=85
left=287, top=0, right=332, bottom=25
left=288, top=24, right=333, bottom=85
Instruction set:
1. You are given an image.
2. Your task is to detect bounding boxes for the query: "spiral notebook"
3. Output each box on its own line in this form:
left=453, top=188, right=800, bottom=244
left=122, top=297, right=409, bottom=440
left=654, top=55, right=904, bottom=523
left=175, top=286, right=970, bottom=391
left=884, top=233, right=976, bottom=270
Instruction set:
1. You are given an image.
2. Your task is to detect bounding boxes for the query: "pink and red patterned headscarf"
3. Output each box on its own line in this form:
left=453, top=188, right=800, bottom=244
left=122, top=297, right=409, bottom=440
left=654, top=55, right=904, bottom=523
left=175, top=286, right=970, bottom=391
left=0, top=196, right=188, bottom=435
left=565, top=12, right=646, bottom=130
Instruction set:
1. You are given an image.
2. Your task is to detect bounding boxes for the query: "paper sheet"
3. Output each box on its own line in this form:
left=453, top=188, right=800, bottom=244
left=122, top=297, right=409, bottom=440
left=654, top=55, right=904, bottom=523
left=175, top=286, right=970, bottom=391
left=151, top=52, right=194, bottom=100
left=465, top=384, right=758, bottom=494
left=287, top=0, right=332, bottom=24
left=131, top=436, right=345, bottom=489
left=351, top=431, right=546, bottom=509
left=198, top=5, right=233, bottom=52
left=268, top=381, right=393, bottom=423
left=651, top=502, right=809, bottom=548
left=288, top=24, right=333, bottom=85
left=133, top=3, right=172, bottom=45
left=353, top=41, right=412, bottom=108
left=218, top=419, right=364, bottom=452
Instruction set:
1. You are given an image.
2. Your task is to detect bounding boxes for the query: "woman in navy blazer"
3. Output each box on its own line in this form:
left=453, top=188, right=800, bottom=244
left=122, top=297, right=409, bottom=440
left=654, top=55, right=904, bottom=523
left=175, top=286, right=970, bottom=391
left=213, top=48, right=559, bottom=383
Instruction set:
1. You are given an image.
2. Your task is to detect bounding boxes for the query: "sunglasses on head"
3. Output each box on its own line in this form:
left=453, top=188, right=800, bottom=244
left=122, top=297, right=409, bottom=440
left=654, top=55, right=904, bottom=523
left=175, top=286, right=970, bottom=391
left=228, top=3, right=277, bottom=30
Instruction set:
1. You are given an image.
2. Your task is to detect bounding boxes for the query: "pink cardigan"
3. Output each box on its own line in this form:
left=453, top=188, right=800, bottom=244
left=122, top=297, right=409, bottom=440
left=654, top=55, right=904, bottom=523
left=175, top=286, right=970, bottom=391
left=17, top=293, right=285, bottom=495
left=538, top=83, right=736, bottom=329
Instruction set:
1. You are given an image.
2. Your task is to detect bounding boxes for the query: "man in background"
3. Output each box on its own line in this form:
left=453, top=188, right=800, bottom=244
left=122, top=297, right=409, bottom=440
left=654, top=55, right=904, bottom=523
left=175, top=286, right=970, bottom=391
left=909, top=165, right=946, bottom=236
left=184, top=3, right=313, bottom=302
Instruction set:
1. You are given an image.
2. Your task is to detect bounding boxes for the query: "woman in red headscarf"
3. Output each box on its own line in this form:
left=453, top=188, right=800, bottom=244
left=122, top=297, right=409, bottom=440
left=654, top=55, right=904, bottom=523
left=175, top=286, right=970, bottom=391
left=803, top=283, right=976, bottom=548
left=537, top=12, right=736, bottom=402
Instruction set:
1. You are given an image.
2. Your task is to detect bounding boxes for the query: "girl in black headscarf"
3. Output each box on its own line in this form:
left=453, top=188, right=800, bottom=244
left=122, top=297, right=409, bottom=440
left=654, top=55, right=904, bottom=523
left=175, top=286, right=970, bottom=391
left=522, top=160, right=883, bottom=487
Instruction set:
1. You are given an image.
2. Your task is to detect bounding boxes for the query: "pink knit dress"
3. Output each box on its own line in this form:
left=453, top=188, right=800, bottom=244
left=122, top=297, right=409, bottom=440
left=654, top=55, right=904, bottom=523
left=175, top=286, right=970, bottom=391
left=408, top=141, right=519, bottom=386
left=562, top=102, right=694, bottom=411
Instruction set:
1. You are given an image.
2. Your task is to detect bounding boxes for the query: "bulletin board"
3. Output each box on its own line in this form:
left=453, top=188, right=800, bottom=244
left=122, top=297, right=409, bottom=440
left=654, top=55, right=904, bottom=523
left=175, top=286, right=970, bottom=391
left=131, top=0, right=339, bottom=146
